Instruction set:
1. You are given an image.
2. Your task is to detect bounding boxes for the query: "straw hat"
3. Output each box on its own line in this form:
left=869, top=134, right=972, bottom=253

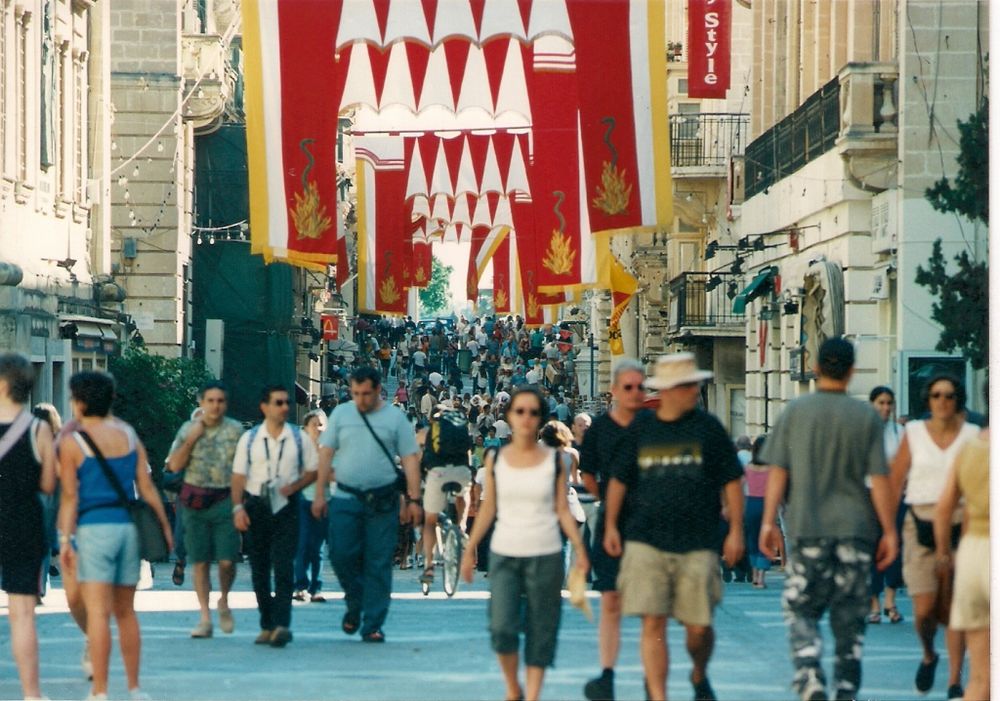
left=645, top=352, right=713, bottom=390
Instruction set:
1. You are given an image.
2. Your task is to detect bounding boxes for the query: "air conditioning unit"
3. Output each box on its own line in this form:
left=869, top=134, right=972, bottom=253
left=870, top=191, right=896, bottom=253
left=729, top=155, right=745, bottom=205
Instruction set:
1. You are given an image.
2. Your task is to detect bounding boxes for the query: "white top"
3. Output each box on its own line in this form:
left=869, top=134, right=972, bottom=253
left=490, top=446, right=562, bottom=557
left=492, top=419, right=511, bottom=439
left=903, top=420, right=978, bottom=505
left=412, top=350, right=427, bottom=367
left=232, top=424, right=318, bottom=504
left=525, top=368, right=542, bottom=385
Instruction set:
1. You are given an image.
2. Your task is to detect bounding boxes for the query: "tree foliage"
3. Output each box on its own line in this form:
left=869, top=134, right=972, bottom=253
left=418, top=255, right=453, bottom=317
left=925, top=98, right=989, bottom=225
left=108, top=347, right=216, bottom=484
left=915, top=98, right=989, bottom=371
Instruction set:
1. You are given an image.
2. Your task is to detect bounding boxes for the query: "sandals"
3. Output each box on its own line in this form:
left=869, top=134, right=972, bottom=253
left=172, top=562, right=185, bottom=587
left=884, top=606, right=904, bottom=624
left=419, top=566, right=435, bottom=585
left=866, top=611, right=882, bottom=624
left=362, top=630, right=385, bottom=643
left=342, top=610, right=361, bottom=636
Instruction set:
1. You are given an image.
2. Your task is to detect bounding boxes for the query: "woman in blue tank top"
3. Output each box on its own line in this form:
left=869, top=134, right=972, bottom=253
left=57, top=371, right=172, bottom=701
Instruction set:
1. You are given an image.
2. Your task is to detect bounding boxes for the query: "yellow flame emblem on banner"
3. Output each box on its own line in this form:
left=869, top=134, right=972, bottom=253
left=494, top=288, right=508, bottom=309
left=379, top=276, right=400, bottom=305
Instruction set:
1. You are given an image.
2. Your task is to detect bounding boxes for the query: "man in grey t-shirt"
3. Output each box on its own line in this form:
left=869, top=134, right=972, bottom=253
left=759, top=338, right=898, bottom=701
left=312, top=367, right=422, bottom=643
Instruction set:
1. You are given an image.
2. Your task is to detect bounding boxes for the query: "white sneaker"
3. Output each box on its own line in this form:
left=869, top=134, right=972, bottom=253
left=85, top=694, right=108, bottom=701
left=129, top=688, right=153, bottom=700
left=81, top=643, right=93, bottom=680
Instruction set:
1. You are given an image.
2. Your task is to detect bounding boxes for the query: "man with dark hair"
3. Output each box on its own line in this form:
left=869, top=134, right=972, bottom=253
left=312, top=368, right=422, bottom=643
left=167, top=381, right=244, bottom=638
left=231, top=386, right=318, bottom=647
left=758, top=337, right=899, bottom=701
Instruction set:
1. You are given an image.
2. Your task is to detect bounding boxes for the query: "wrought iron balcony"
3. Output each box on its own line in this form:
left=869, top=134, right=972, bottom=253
left=665, top=271, right=746, bottom=336
left=669, top=113, right=749, bottom=172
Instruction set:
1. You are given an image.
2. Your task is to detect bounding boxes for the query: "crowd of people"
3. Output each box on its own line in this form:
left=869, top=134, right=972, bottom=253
left=0, top=321, right=990, bottom=701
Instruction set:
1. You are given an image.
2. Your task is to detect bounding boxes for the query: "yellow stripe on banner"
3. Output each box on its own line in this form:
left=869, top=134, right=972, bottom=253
left=647, top=0, right=672, bottom=229
left=356, top=158, right=369, bottom=311
left=242, top=0, right=269, bottom=258
left=476, top=227, right=510, bottom=279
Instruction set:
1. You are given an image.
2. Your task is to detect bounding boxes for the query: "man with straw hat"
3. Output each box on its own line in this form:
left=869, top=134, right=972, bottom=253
left=603, top=353, right=745, bottom=701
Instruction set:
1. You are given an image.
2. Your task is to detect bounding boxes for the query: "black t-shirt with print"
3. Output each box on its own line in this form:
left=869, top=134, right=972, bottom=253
left=612, top=409, right=742, bottom=554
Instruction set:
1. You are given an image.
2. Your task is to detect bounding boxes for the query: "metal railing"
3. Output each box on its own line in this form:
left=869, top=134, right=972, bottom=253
left=666, top=271, right=746, bottom=333
left=744, top=77, right=841, bottom=198
left=669, top=113, right=750, bottom=169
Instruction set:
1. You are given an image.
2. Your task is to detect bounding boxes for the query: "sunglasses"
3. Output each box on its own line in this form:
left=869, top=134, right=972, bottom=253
left=272, top=399, right=290, bottom=406
left=512, top=407, right=542, bottom=417
left=929, top=392, right=957, bottom=400
left=621, top=383, right=645, bottom=392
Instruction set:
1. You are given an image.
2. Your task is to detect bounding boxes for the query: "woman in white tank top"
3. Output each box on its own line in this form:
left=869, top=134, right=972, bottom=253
left=462, top=387, right=589, bottom=701
left=890, top=375, right=978, bottom=698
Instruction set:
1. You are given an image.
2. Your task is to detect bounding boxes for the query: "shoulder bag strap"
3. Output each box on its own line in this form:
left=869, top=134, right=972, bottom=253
left=77, top=431, right=133, bottom=508
left=358, top=407, right=399, bottom=471
left=0, top=410, right=35, bottom=464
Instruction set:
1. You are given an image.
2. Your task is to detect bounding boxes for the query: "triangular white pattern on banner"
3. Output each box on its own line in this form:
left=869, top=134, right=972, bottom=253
left=336, top=0, right=382, bottom=48
left=472, top=195, right=493, bottom=228
left=383, top=0, right=431, bottom=46
left=496, top=38, right=531, bottom=123
left=428, top=139, right=453, bottom=197
left=527, top=0, right=574, bottom=45
left=405, top=142, right=428, bottom=200
left=380, top=42, right=417, bottom=111
left=431, top=0, right=477, bottom=46
left=505, top=135, right=530, bottom=196
left=341, top=43, right=379, bottom=113
left=491, top=194, right=513, bottom=231
left=479, top=0, right=527, bottom=43
left=479, top=137, right=504, bottom=195
left=411, top=194, right=431, bottom=221
left=456, top=45, right=493, bottom=115
left=455, top=136, right=479, bottom=195
left=417, top=43, right=456, bottom=112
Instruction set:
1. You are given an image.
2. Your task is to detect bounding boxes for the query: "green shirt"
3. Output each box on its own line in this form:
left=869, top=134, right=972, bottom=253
left=170, top=417, right=244, bottom=489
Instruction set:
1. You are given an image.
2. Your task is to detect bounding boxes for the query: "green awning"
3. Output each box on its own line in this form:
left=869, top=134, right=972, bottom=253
left=732, top=268, right=775, bottom=314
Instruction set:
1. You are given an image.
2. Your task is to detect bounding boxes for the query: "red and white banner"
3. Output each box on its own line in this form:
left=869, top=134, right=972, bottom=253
left=687, top=0, right=731, bottom=99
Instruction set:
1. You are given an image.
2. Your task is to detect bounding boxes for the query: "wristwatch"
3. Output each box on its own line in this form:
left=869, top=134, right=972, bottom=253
left=405, top=495, right=421, bottom=506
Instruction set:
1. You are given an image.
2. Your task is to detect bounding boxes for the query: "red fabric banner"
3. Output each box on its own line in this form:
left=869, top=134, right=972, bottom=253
left=411, top=238, right=433, bottom=289
left=492, top=235, right=511, bottom=313
left=524, top=41, right=582, bottom=292
left=568, top=0, right=643, bottom=235
left=372, top=166, right=409, bottom=315
left=512, top=196, right=565, bottom=326
left=687, top=0, right=731, bottom=98
left=276, top=0, right=346, bottom=263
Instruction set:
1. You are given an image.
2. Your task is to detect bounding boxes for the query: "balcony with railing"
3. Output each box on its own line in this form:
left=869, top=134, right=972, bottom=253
left=669, top=113, right=749, bottom=175
left=665, top=271, right=747, bottom=337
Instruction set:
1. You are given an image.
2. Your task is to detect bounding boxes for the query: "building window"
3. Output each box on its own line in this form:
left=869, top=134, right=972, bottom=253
left=17, top=9, right=28, bottom=182
left=73, top=50, right=87, bottom=203
left=55, top=43, right=65, bottom=200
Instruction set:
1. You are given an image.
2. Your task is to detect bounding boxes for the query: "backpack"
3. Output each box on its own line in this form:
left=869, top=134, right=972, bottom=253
left=246, top=424, right=304, bottom=474
left=423, top=409, right=472, bottom=468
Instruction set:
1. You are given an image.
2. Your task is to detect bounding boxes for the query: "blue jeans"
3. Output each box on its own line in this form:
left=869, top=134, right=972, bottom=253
left=294, top=498, right=327, bottom=594
left=327, top=495, right=398, bottom=636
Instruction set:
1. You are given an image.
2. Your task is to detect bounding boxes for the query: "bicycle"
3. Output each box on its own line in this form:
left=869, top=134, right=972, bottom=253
left=420, top=480, right=465, bottom=597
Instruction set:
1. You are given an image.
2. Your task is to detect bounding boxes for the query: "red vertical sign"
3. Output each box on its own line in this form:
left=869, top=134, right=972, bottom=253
left=687, top=0, right=731, bottom=98
left=321, top=314, right=339, bottom=341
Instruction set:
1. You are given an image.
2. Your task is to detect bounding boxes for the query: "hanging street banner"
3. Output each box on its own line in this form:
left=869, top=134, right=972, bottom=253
left=687, top=0, right=731, bottom=98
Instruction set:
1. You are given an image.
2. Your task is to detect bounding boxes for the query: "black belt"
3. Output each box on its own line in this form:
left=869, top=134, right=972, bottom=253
left=336, top=481, right=397, bottom=505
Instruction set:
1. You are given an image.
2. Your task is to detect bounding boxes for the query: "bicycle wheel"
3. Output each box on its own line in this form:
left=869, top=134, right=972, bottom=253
left=441, top=525, right=462, bottom=597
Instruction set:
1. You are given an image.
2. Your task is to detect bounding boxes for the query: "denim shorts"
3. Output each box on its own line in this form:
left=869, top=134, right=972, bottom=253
left=76, top=523, right=141, bottom=586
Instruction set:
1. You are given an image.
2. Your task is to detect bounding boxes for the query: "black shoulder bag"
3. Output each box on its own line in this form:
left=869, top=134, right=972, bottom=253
left=78, top=432, right=170, bottom=563
left=357, top=410, right=408, bottom=493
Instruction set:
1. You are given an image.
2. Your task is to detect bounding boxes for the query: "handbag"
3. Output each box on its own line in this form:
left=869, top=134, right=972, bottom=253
left=77, top=432, right=170, bottom=563
left=910, top=506, right=961, bottom=551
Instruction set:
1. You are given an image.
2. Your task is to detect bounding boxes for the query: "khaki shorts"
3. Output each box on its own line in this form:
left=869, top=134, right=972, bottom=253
left=423, top=465, right=471, bottom=514
left=950, top=534, right=990, bottom=630
left=617, top=541, right=721, bottom=626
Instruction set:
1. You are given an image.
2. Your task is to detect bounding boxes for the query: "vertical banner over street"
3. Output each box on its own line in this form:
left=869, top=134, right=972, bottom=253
left=687, top=0, right=731, bottom=98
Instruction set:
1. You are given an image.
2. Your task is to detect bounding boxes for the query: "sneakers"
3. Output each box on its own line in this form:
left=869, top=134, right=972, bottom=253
left=85, top=694, right=108, bottom=701
left=947, top=683, right=965, bottom=700
left=692, top=677, right=717, bottom=701
left=797, top=670, right=827, bottom=701
left=583, top=670, right=614, bottom=701
left=292, top=590, right=307, bottom=602
left=915, top=653, right=939, bottom=695
left=270, top=626, right=293, bottom=647
left=218, top=606, right=235, bottom=634
left=190, top=620, right=213, bottom=638
left=254, top=629, right=274, bottom=645
left=129, top=689, right=153, bottom=701
left=310, top=592, right=326, bottom=603
left=81, top=643, right=94, bottom=680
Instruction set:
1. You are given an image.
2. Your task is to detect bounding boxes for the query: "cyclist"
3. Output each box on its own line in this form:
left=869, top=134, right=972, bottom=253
left=419, top=404, right=473, bottom=587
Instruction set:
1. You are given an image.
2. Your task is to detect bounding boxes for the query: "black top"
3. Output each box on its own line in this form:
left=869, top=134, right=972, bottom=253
left=0, top=420, right=44, bottom=562
left=612, top=409, right=742, bottom=554
left=579, top=409, right=652, bottom=500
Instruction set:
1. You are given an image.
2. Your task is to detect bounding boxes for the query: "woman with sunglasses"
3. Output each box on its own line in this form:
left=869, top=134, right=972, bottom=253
left=462, top=386, right=589, bottom=701
left=889, top=374, right=979, bottom=699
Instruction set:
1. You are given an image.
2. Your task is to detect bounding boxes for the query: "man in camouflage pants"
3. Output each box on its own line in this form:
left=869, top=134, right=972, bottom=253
left=758, top=338, right=899, bottom=701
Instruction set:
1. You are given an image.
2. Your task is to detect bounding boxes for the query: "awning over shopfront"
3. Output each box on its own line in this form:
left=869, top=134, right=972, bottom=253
left=732, top=267, right=777, bottom=315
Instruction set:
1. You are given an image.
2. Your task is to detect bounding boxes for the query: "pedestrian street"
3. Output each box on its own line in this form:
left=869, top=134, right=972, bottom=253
left=0, top=567, right=929, bottom=701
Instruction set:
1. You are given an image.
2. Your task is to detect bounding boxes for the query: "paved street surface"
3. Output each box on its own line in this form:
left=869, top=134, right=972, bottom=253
left=0, top=562, right=935, bottom=701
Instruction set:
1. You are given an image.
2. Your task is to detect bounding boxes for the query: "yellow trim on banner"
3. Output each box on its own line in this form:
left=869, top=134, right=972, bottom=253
left=242, top=0, right=269, bottom=258
left=475, top=227, right=510, bottom=279
left=648, top=0, right=672, bottom=229
left=356, top=159, right=369, bottom=311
